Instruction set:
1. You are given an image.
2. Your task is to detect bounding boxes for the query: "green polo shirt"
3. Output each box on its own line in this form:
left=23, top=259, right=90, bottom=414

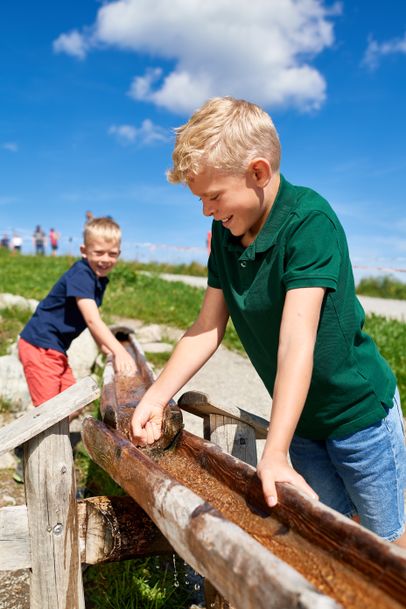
left=207, top=175, right=396, bottom=439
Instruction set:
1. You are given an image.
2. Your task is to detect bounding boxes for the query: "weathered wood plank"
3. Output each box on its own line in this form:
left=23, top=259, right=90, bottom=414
left=0, top=496, right=172, bottom=571
left=0, top=377, right=99, bottom=455
left=208, top=414, right=257, bottom=467
left=25, top=418, right=84, bottom=609
left=178, top=390, right=269, bottom=439
left=0, top=505, right=30, bottom=570
left=82, top=417, right=340, bottom=609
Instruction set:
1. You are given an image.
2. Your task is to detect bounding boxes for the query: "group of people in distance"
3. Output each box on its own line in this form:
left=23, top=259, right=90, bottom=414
left=17, top=97, right=406, bottom=550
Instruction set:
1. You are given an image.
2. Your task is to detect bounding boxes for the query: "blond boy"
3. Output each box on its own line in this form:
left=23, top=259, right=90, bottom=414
left=130, top=97, right=406, bottom=547
left=19, top=217, right=136, bottom=407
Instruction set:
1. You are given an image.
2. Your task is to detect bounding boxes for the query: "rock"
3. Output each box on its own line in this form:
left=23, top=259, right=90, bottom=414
left=142, top=342, right=173, bottom=353
left=0, top=355, right=32, bottom=412
left=67, top=329, right=99, bottom=379
left=0, top=293, right=38, bottom=312
left=136, top=324, right=163, bottom=343
left=0, top=453, right=17, bottom=470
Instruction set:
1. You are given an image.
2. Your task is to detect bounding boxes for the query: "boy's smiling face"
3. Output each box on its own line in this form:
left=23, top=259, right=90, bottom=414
left=188, top=162, right=277, bottom=246
left=80, top=237, right=121, bottom=278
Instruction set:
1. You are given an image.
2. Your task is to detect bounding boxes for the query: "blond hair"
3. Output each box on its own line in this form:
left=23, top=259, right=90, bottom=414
left=83, top=217, right=121, bottom=246
left=167, top=97, right=281, bottom=184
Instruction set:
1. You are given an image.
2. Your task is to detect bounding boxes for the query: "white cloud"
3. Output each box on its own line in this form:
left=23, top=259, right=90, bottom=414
left=363, top=31, right=406, bottom=70
left=53, top=30, right=89, bottom=60
left=2, top=142, right=18, bottom=152
left=55, top=0, right=340, bottom=113
left=109, top=119, right=168, bottom=144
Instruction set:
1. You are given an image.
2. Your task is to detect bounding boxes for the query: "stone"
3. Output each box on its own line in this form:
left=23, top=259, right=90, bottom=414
left=0, top=355, right=32, bottom=412
left=0, top=293, right=38, bottom=312
left=67, top=328, right=99, bottom=379
left=142, top=342, right=173, bottom=353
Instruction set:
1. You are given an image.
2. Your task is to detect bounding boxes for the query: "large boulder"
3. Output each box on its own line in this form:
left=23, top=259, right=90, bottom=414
left=0, top=354, right=32, bottom=412
left=0, top=293, right=38, bottom=312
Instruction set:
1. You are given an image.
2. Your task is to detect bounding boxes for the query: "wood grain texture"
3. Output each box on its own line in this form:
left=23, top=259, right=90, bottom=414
left=83, top=417, right=340, bottom=609
left=25, top=419, right=84, bottom=609
left=0, top=377, right=99, bottom=455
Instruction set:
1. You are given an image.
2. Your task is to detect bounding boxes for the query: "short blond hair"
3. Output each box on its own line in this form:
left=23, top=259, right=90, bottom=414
left=167, top=97, right=281, bottom=184
left=83, top=217, right=121, bottom=246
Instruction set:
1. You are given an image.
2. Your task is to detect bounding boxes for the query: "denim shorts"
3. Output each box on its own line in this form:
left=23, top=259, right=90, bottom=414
left=289, top=390, right=406, bottom=541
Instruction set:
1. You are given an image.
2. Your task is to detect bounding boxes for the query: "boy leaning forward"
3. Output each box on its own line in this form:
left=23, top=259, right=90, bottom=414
left=131, top=97, right=406, bottom=548
left=19, top=217, right=136, bottom=409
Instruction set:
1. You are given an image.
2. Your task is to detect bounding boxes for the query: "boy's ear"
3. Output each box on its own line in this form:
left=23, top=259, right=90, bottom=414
left=248, top=158, right=272, bottom=187
left=80, top=244, right=87, bottom=258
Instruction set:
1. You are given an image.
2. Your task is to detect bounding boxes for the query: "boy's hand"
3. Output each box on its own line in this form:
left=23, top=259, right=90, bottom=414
left=130, top=399, right=165, bottom=446
left=257, top=451, right=318, bottom=508
left=113, top=347, right=137, bottom=375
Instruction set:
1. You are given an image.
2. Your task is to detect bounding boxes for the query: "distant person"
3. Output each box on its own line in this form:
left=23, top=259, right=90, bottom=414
left=49, top=228, right=60, bottom=257
left=85, top=210, right=94, bottom=224
left=11, top=232, right=22, bottom=253
left=33, top=225, right=46, bottom=255
left=131, top=97, right=406, bottom=549
left=1, top=233, right=10, bottom=249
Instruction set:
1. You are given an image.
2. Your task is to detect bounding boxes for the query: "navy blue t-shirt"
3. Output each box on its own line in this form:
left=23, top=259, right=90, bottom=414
left=20, top=259, right=109, bottom=355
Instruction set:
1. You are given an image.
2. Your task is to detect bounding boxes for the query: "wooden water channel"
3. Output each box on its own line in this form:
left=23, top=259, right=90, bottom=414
left=1, top=326, right=406, bottom=609
left=82, top=327, right=406, bottom=609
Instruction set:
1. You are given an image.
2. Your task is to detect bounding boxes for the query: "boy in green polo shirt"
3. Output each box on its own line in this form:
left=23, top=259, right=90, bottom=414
left=131, top=97, right=406, bottom=547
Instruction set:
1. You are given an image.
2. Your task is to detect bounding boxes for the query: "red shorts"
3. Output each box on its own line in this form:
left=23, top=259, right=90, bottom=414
left=18, top=337, right=76, bottom=406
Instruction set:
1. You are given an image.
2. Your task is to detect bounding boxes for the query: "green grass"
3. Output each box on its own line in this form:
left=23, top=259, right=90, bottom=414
left=0, top=306, right=32, bottom=356
left=357, top=276, right=406, bottom=300
left=363, top=314, right=406, bottom=407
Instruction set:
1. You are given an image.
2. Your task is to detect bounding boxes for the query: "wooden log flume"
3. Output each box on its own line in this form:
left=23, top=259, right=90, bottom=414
left=82, top=327, right=406, bottom=609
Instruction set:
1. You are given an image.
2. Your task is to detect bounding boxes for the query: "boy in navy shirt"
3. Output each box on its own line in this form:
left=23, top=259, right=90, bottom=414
left=19, top=216, right=136, bottom=409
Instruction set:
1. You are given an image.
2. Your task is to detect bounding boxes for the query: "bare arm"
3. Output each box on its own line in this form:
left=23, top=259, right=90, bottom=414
left=130, top=286, right=229, bottom=445
left=76, top=298, right=137, bottom=374
left=257, top=287, right=326, bottom=507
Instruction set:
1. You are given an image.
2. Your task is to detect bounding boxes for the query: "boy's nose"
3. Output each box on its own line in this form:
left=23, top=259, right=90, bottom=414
left=202, top=199, right=216, bottom=217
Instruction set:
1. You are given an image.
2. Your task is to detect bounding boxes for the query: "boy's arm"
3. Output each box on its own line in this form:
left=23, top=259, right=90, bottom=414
left=76, top=298, right=137, bottom=374
left=130, top=286, right=229, bottom=446
left=257, top=287, right=325, bottom=507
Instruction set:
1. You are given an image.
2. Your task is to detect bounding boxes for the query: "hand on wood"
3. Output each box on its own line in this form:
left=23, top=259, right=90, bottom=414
left=130, top=398, right=165, bottom=446
left=257, top=450, right=318, bottom=508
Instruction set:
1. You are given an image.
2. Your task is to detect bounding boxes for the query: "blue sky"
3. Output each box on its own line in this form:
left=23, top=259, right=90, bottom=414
left=1, top=0, right=405, bottom=281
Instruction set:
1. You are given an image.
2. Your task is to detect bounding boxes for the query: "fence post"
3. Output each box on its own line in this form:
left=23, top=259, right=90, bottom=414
left=25, top=416, right=85, bottom=609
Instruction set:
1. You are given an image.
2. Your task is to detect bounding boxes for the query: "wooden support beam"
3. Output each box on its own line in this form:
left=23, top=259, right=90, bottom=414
left=0, top=377, right=100, bottom=456
left=82, top=417, right=340, bottom=609
left=178, top=390, right=269, bottom=439
left=0, top=505, right=30, bottom=570
left=25, top=417, right=85, bottom=609
left=78, top=495, right=172, bottom=564
left=0, top=496, right=172, bottom=571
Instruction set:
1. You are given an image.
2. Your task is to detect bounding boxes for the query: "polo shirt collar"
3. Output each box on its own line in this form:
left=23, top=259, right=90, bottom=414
left=223, top=175, right=298, bottom=260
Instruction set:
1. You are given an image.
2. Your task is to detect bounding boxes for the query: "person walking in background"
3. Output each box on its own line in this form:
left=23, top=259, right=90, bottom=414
left=1, top=233, right=10, bottom=249
left=49, top=228, right=60, bottom=256
left=33, top=225, right=46, bottom=255
left=85, top=210, right=94, bottom=224
left=11, top=231, right=22, bottom=253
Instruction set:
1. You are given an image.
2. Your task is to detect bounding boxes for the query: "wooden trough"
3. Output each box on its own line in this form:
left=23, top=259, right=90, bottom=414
left=82, top=327, right=406, bottom=609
